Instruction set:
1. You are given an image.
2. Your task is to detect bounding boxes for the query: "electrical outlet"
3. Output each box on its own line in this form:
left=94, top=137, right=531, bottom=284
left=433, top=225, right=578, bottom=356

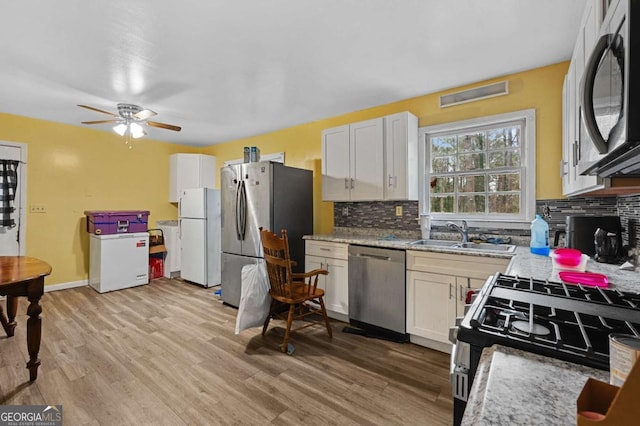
left=342, top=206, right=349, bottom=216
left=395, top=206, right=403, bottom=216
left=30, top=204, right=46, bottom=213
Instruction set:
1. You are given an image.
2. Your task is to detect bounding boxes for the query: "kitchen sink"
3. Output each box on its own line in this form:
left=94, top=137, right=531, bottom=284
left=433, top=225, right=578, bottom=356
left=409, top=239, right=517, bottom=253
left=409, top=239, right=459, bottom=248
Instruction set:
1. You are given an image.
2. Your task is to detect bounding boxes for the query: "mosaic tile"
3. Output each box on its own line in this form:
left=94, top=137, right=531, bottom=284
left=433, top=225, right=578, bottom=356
left=333, top=195, right=640, bottom=248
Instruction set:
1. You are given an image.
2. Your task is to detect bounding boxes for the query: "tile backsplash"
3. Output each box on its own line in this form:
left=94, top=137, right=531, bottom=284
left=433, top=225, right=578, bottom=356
left=333, top=195, right=640, bottom=248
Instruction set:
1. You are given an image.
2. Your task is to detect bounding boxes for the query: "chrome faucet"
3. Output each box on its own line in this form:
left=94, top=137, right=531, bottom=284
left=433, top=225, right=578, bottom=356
left=446, top=220, right=469, bottom=243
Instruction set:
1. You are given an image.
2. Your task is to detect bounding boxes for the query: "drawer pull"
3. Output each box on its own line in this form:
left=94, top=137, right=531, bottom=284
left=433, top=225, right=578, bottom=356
left=319, top=247, right=331, bottom=251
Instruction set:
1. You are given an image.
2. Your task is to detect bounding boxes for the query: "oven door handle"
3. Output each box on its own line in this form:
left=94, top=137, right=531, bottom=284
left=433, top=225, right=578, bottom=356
left=582, top=33, right=614, bottom=155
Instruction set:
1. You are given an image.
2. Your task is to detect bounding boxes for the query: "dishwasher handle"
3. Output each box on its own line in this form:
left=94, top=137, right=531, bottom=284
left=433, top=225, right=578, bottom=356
left=353, top=252, right=392, bottom=261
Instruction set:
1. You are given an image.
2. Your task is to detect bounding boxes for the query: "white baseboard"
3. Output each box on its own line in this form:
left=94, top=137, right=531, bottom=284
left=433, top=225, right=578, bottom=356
left=44, top=280, right=88, bottom=293
left=328, top=311, right=349, bottom=323
left=409, top=334, right=452, bottom=354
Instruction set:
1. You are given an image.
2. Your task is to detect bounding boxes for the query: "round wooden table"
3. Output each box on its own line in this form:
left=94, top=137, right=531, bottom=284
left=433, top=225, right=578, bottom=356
left=0, top=256, right=51, bottom=381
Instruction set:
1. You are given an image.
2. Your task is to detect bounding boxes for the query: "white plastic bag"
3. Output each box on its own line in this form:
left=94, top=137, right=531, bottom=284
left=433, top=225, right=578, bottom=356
left=235, top=261, right=271, bottom=334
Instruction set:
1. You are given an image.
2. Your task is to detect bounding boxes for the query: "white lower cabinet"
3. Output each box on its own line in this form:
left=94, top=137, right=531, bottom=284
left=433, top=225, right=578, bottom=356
left=406, top=270, right=457, bottom=343
left=406, top=250, right=509, bottom=350
left=305, top=241, right=349, bottom=321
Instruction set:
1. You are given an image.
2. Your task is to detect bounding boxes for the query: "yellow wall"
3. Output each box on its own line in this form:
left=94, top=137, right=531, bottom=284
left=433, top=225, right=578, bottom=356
left=0, top=113, right=199, bottom=285
left=204, top=62, right=569, bottom=234
left=0, top=61, right=567, bottom=286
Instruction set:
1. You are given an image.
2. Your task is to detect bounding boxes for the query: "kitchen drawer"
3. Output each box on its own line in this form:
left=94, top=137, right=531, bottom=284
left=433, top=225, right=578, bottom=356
left=406, top=250, right=509, bottom=280
left=305, top=240, right=348, bottom=260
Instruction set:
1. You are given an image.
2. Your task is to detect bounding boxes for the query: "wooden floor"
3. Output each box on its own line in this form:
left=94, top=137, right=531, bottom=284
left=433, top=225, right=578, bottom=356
left=0, top=279, right=453, bottom=425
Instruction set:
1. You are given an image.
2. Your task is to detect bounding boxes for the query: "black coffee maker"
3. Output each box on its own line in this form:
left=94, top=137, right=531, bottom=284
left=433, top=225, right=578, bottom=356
left=594, top=228, right=622, bottom=263
left=557, top=216, right=623, bottom=263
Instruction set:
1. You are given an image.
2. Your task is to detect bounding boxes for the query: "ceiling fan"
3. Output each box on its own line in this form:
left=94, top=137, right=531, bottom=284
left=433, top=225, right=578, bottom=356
left=78, top=103, right=181, bottom=139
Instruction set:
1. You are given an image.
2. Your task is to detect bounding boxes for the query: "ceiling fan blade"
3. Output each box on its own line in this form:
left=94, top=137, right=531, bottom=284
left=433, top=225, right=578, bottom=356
left=133, top=109, right=157, bottom=120
left=147, top=121, right=182, bottom=132
left=77, top=104, right=118, bottom=117
left=81, top=119, right=119, bottom=125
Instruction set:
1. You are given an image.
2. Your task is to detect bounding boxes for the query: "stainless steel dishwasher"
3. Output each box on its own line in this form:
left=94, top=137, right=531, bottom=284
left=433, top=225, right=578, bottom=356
left=347, top=245, right=407, bottom=341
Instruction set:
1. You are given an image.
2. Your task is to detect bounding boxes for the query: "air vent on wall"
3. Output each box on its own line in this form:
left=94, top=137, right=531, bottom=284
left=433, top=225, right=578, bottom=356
left=439, top=81, right=509, bottom=108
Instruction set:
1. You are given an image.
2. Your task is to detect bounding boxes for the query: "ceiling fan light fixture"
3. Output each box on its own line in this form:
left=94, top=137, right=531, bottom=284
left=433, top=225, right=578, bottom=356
left=129, top=122, right=145, bottom=138
left=80, top=103, right=180, bottom=146
left=113, top=123, right=127, bottom=136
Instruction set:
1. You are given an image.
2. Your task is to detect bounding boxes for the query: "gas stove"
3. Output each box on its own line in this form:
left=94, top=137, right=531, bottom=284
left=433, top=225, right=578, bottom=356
left=459, top=273, right=640, bottom=369
left=451, top=272, right=640, bottom=425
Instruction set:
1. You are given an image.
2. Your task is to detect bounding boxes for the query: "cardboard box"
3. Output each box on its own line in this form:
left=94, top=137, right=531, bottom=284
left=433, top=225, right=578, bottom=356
left=148, top=228, right=166, bottom=254
left=85, top=210, right=149, bottom=235
left=577, top=356, right=640, bottom=425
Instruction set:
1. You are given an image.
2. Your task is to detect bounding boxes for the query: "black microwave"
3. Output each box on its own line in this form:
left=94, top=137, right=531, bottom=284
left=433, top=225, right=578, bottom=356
left=581, top=0, right=640, bottom=177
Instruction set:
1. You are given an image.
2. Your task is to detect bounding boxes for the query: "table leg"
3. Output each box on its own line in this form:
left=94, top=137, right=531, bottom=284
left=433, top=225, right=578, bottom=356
left=6, top=295, right=18, bottom=337
left=26, top=278, right=44, bottom=382
left=0, top=303, right=9, bottom=335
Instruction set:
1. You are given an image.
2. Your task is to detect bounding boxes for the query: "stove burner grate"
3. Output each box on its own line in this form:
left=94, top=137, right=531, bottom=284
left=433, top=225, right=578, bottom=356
left=460, top=273, right=640, bottom=369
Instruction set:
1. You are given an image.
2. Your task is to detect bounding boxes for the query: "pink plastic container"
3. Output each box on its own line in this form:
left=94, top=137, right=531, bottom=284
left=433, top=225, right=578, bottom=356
left=559, top=271, right=609, bottom=288
left=85, top=210, right=149, bottom=235
left=552, top=248, right=583, bottom=267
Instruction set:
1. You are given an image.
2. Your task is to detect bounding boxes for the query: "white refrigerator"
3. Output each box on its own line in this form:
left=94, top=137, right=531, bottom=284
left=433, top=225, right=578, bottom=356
left=179, top=188, right=221, bottom=287
left=89, top=232, right=150, bottom=293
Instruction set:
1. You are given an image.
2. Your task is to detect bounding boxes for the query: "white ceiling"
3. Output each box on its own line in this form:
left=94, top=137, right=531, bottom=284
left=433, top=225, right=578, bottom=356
left=0, top=0, right=586, bottom=146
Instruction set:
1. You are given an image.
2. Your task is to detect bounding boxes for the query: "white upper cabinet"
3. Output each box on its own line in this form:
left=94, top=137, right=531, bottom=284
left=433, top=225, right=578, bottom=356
left=322, top=119, right=384, bottom=201
left=322, top=112, right=418, bottom=201
left=169, top=153, right=217, bottom=202
left=561, top=0, right=609, bottom=196
left=321, top=125, right=351, bottom=201
left=384, top=112, right=418, bottom=200
left=349, top=118, right=384, bottom=201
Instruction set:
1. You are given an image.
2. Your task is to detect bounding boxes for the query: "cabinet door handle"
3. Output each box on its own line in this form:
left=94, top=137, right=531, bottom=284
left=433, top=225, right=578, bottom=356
left=388, top=175, right=393, bottom=187
left=344, top=178, right=349, bottom=189
left=573, top=141, right=579, bottom=167
left=459, top=284, right=465, bottom=302
left=449, top=283, right=453, bottom=299
left=350, top=178, right=354, bottom=189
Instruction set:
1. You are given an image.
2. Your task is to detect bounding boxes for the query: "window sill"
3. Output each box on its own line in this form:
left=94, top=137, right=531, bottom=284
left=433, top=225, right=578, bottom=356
left=430, top=219, right=531, bottom=231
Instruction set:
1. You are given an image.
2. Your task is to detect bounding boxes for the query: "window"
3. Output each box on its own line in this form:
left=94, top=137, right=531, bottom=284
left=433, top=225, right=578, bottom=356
left=419, top=109, right=536, bottom=224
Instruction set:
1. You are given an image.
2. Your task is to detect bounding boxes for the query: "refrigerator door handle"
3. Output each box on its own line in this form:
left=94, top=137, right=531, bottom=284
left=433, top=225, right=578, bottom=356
left=235, top=181, right=242, bottom=240
left=239, top=180, right=247, bottom=240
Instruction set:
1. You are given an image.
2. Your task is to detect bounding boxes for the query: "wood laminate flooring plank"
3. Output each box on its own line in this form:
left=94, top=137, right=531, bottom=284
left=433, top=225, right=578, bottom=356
left=0, top=278, right=453, bottom=425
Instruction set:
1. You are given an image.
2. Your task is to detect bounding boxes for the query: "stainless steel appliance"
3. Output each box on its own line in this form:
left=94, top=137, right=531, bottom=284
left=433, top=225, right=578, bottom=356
left=450, top=273, right=640, bottom=425
left=220, top=161, right=313, bottom=307
left=581, top=0, right=640, bottom=176
left=347, top=245, right=408, bottom=340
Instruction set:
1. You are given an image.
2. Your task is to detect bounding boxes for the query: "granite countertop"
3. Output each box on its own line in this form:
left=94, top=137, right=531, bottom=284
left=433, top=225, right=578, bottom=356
left=304, top=233, right=519, bottom=260
left=304, top=232, right=640, bottom=293
left=462, top=345, right=609, bottom=426
left=156, top=220, right=178, bottom=226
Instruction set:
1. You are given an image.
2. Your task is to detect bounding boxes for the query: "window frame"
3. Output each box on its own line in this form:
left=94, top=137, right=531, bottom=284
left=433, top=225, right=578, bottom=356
left=418, top=109, right=536, bottom=228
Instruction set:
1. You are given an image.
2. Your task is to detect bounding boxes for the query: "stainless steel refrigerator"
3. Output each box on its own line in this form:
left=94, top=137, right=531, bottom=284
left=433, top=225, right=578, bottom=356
left=221, top=161, right=312, bottom=307
left=179, top=188, right=221, bottom=287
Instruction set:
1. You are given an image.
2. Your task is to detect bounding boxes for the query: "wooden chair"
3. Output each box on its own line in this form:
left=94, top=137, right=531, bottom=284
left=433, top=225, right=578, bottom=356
left=260, top=228, right=332, bottom=353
